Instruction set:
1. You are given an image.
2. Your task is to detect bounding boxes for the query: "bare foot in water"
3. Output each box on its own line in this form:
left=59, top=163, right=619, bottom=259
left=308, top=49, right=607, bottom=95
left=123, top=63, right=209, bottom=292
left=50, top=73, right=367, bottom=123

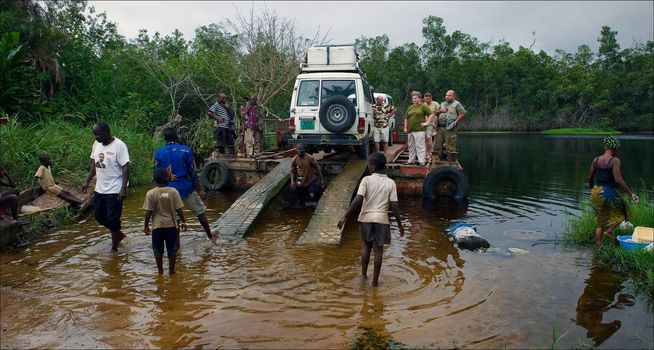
left=361, top=275, right=368, bottom=284
left=211, top=230, right=220, bottom=244
left=117, top=231, right=126, bottom=244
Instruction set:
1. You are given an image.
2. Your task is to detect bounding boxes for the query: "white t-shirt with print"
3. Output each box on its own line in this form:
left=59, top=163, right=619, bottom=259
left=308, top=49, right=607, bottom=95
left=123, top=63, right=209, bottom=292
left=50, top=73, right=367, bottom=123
left=90, top=137, right=130, bottom=194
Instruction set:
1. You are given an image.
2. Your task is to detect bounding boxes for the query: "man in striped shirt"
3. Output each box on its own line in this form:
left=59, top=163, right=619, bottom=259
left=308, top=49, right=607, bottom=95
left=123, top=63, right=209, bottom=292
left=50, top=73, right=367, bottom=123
left=208, top=93, right=235, bottom=157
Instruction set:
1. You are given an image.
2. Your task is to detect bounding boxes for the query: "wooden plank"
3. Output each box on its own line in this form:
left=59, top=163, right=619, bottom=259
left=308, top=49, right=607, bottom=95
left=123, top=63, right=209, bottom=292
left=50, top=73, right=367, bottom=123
left=295, top=159, right=367, bottom=245
left=20, top=185, right=91, bottom=216
left=388, top=144, right=407, bottom=163
left=213, top=157, right=292, bottom=239
left=255, top=148, right=298, bottom=160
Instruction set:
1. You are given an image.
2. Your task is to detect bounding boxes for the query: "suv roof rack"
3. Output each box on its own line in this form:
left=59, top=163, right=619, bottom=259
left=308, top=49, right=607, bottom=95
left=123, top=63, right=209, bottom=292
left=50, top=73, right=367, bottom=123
left=301, top=45, right=367, bottom=77
left=299, top=62, right=367, bottom=76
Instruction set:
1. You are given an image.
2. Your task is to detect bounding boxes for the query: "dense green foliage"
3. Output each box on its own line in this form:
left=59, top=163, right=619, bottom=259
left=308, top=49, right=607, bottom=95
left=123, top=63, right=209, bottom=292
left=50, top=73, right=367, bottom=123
left=564, top=191, right=654, bottom=301
left=357, top=17, right=654, bottom=131
left=0, top=118, right=162, bottom=188
left=0, top=0, right=315, bottom=186
left=0, top=1, right=652, bottom=187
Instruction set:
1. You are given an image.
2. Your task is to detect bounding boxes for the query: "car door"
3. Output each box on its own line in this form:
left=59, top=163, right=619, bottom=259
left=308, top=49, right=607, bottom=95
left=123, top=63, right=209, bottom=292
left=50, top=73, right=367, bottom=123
left=295, top=79, right=321, bottom=135
left=360, top=79, right=374, bottom=139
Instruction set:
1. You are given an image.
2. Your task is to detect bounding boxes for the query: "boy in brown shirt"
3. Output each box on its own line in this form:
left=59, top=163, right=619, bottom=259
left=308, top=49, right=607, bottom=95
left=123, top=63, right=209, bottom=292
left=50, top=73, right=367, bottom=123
left=34, top=154, right=84, bottom=205
left=143, top=168, right=187, bottom=275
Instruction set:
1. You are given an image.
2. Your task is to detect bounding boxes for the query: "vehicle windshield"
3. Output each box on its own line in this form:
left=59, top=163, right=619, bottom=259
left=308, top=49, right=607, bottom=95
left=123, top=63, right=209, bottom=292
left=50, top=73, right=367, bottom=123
left=297, top=80, right=320, bottom=106
left=321, top=80, right=356, bottom=103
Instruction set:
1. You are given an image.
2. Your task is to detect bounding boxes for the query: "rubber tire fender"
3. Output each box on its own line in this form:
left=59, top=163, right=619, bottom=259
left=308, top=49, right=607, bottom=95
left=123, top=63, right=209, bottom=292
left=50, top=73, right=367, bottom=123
left=319, top=96, right=357, bottom=133
left=423, top=166, right=469, bottom=201
left=200, top=160, right=230, bottom=191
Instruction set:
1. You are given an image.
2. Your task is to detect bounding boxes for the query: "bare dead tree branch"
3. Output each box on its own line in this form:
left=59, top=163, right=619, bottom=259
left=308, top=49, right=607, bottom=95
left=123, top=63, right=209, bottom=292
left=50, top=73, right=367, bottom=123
left=227, top=3, right=328, bottom=108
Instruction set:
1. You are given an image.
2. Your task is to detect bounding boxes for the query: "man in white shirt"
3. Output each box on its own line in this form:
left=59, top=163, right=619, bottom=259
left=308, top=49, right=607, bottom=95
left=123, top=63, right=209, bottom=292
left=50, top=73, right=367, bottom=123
left=82, top=122, right=130, bottom=252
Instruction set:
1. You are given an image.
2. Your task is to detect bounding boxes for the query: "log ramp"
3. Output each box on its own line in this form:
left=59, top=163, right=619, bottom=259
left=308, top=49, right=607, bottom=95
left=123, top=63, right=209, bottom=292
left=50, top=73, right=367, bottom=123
left=213, top=158, right=292, bottom=239
left=295, top=159, right=367, bottom=245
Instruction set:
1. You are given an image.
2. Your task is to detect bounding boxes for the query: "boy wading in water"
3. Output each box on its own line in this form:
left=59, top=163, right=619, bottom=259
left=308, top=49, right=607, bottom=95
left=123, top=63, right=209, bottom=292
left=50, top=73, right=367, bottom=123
left=338, top=153, right=405, bottom=287
left=143, top=168, right=187, bottom=275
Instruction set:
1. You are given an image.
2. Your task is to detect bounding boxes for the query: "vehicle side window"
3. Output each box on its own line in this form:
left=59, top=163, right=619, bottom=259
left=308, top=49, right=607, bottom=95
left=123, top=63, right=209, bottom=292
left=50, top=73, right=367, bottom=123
left=387, top=97, right=393, bottom=106
left=297, top=80, right=320, bottom=106
left=361, top=80, right=372, bottom=104
left=322, top=80, right=356, bottom=103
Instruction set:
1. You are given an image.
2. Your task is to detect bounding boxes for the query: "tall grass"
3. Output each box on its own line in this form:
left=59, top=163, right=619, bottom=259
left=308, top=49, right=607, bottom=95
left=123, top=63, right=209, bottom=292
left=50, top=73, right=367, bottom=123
left=564, top=190, right=654, bottom=302
left=17, top=206, right=76, bottom=246
left=0, top=118, right=162, bottom=189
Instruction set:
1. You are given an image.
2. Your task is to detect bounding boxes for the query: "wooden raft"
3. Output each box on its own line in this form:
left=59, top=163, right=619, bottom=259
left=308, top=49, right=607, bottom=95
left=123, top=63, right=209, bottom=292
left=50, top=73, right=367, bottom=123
left=20, top=186, right=92, bottom=216
left=213, top=157, right=292, bottom=239
left=295, top=159, right=367, bottom=245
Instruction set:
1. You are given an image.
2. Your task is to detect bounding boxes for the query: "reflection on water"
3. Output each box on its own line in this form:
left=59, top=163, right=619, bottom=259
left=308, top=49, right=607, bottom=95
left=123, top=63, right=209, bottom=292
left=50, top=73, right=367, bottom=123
left=1, top=134, right=653, bottom=349
left=575, top=257, right=634, bottom=347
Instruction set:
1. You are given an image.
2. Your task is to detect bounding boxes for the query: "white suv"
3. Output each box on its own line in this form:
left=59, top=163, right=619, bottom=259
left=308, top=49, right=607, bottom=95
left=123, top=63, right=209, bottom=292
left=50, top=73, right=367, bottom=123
left=288, top=45, right=373, bottom=158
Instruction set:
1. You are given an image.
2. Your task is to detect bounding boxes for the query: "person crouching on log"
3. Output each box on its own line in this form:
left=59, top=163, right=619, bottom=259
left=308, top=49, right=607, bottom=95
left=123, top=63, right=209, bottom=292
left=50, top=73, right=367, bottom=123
left=290, top=143, right=324, bottom=202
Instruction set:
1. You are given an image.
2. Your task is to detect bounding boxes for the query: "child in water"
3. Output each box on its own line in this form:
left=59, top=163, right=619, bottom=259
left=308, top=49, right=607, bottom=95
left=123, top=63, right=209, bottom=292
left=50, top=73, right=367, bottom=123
left=143, top=168, right=187, bottom=275
left=34, top=154, right=84, bottom=205
left=338, top=152, right=404, bottom=287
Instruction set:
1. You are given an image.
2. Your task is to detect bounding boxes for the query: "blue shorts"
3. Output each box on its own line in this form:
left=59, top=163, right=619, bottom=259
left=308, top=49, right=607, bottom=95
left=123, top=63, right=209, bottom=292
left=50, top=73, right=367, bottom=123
left=152, top=227, right=178, bottom=258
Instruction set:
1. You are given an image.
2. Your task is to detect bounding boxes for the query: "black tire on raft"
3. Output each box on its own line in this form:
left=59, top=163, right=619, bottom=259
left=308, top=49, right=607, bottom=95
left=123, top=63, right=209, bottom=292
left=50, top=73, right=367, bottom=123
left=200, top=160, right=230, bottom=191
left=423, top=166, right=469, bottom=201
left=319, top=96, right=357, bottom=133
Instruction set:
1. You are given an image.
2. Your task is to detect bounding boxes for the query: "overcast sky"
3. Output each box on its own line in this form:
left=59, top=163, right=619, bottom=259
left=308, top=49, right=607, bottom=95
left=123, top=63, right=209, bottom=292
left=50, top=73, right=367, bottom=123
left=89, top=1, right=653, bottom=54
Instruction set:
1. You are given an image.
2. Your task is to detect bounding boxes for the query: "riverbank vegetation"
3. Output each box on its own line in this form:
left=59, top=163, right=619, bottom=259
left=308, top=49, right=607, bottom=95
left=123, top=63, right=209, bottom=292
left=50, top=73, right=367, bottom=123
left=0, top=119, right=161, bottom=188
left=541, top=128, right=621, bottom=135
left=356, top=19, right=653, bottom=132
left=1, top=0, right=652, bottom=186
left=564, top=191, right=654, bottom=301
left=18, top=206, right=77, bottom=246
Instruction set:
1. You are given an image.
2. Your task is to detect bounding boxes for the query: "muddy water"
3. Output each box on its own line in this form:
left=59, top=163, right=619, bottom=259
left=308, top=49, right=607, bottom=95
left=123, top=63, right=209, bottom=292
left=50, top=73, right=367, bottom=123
left=1, top=134, right=653, bottom=349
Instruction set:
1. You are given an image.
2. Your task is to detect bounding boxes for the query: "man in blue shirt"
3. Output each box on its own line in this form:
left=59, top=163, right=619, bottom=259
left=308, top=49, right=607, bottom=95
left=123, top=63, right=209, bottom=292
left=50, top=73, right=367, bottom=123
left=154, top=128, right=219, bottom=243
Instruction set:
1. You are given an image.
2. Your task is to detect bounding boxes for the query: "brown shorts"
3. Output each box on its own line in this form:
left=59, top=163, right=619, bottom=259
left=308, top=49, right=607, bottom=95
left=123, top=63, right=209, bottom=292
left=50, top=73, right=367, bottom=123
left=360, top=222, right=391, bottom=247
left=45, top=185, right=63, bottom=196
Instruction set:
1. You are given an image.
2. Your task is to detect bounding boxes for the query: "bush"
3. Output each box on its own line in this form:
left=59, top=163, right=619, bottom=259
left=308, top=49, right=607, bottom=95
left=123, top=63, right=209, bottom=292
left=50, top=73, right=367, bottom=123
left=0, top=117, right=161, bottom=189
left=563, top=190, right=654, bottom=303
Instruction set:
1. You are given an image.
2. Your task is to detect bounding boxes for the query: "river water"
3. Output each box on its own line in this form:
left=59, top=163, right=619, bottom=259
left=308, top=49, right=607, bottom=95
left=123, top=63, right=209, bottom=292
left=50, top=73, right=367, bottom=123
left=1, top=134, right=653, bottom=349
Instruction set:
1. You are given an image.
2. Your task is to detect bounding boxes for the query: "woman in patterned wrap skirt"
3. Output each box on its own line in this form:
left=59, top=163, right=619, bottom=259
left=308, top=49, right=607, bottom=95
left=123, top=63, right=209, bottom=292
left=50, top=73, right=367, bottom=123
left=586, top=135, right=639, bottom=247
